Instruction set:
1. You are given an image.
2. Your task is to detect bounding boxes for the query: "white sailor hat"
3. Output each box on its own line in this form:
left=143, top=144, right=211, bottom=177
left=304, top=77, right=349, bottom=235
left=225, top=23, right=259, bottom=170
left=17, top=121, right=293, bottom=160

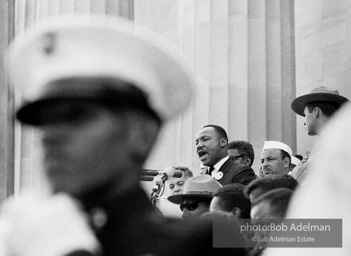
left=9, top=15, right=194, bottom=125
left=262, top=141, right=293, bottom=156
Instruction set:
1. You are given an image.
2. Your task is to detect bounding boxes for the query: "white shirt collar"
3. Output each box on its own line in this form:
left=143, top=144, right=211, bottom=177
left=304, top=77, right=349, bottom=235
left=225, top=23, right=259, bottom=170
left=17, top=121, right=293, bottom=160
left=213, top=156, right=229, bottom=171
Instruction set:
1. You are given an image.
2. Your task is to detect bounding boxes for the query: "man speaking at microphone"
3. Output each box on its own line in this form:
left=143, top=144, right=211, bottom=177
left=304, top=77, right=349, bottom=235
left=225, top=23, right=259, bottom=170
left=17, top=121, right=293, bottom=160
left=196, top=125, right=256, bottom=185
left=0, top=15, right=248, bottom=256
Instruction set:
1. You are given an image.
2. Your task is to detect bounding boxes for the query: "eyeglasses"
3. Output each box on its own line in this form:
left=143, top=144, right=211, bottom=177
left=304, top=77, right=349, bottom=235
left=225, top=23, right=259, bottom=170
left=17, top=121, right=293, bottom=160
left=180, top=202, right=199, bottom=211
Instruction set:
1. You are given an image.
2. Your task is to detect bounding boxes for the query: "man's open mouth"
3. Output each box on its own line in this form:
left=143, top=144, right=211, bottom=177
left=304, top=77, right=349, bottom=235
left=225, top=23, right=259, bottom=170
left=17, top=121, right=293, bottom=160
left=197, top=150, right=208, bottom=160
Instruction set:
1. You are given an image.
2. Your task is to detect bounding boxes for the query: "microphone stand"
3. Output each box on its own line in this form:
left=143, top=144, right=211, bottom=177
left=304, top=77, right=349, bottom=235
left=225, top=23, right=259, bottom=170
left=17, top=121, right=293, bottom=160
left=151, top=187, right=160, bottom=208
left=150, top=173, right=167, bottom=207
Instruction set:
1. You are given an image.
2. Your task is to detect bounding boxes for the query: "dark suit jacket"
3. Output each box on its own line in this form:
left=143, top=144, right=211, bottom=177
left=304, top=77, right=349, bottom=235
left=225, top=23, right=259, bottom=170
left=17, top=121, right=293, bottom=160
left=202, top=158, right=256, bottom=186
left=66, top=185, right=249, bottom=256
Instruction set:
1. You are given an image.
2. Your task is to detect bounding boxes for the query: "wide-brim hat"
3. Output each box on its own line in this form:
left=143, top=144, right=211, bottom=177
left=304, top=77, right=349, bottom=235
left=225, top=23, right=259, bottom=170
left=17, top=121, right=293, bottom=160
left=291, top=86, right=348, bottom=116
left=168, top=175, right=222, bottom=204
left=9, top=15, right=194, bottom=125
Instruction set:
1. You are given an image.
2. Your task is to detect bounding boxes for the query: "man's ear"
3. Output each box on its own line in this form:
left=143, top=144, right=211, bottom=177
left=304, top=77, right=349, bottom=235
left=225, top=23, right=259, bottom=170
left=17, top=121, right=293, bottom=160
left=220, top=138, right=227, bottom=147
left=231, top=207, right=241, bottom=218
left=314, top=107, right=321, bottom=118
left=244, top=156, right=252, bottom=166
left=283, top=157, right=290, bottom=168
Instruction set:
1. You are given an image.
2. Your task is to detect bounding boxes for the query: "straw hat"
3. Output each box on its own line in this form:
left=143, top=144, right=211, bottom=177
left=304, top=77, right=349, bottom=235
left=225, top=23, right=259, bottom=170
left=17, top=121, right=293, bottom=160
left=168, top=175, right=222, bottom=204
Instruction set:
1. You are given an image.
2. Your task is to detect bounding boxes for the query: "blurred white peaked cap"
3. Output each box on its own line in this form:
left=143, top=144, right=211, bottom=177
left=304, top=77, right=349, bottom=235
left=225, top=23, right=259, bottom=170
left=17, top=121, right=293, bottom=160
left=263, top=141, right=293, bottom=156
left=9, top=15, right=194, bottom=124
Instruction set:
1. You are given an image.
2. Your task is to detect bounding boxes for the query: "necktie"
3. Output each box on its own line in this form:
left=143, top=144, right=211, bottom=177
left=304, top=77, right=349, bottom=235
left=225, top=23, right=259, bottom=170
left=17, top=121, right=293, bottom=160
left=208, top=166, right=215, bottom=175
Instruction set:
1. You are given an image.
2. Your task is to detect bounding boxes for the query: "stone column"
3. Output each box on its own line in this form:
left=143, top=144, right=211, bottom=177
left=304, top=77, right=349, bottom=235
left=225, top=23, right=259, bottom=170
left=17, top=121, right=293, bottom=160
left=294, top=0, right=351, bottom=155
left=0, top=0, right=15, bottom=202
left=136, top=0, right=296, bottom=173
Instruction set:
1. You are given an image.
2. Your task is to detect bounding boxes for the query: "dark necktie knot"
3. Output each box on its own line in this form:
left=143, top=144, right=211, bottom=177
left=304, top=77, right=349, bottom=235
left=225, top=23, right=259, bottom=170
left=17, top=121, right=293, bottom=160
left=208, top=166, right=215, bottom=175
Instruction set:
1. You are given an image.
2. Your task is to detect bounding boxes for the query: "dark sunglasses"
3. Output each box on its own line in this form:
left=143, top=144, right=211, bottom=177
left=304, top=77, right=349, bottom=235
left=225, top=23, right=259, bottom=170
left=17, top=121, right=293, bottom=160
left=180, top=202, right=199, bottom=212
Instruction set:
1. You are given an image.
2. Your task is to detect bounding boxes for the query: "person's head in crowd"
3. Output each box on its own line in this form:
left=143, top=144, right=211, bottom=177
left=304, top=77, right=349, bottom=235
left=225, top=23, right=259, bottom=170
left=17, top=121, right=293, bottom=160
left=249, top=188, right=293, bottom=256
left=250, top=188, right=293, bottom=220
left=291, top=86, right=349, bottom=136
left=261, top=141, right=292, bottom=177
left=244, top=174, right=298, bottom=202
left=228, top=140, right=255, bottom=167
left=8, top=15, right=207, bottom=256
left=12, top=16, right=194, bottom=200
left=210, top=183, right=251, bottom=219
left=289, top=156, right=301, bottom=170
left=168, top=175, right=222, bottom=219
left=166, top=166, right=193, bottom=196
left=196, top=125, right=229, bottom=167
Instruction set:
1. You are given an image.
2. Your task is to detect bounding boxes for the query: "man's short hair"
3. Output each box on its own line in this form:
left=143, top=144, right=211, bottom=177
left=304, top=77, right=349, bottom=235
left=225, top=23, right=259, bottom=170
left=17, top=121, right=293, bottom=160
left=251, top=188, right=293, bottom=218
left=202, top=125, right=228, bottom=142
left=228, top=140, right=255, bottom=166
left=244, top=174, right=298, bottom=199
left=306, top=102, right=341, bottom=117
left=172, top=166, right=193, bottom=179
left=213, top=183, right=251, bottom=219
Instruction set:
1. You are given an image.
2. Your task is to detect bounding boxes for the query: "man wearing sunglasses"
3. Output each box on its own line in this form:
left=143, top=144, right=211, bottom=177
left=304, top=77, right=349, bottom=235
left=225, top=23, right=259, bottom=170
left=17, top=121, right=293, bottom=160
left=168, top=175, right=222, bottom=219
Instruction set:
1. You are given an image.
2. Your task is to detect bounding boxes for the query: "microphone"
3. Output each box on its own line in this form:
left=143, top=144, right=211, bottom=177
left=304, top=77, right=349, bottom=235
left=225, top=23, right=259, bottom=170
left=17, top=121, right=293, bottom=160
left=140, top=176, right=154, bottom=182
left=141, top=169, right=159, bottom=177
left=151, top=167, right=183, bottom=192
left=160, top=167, right=183, bottom=179
left=141, top=169, right=182, bottom=178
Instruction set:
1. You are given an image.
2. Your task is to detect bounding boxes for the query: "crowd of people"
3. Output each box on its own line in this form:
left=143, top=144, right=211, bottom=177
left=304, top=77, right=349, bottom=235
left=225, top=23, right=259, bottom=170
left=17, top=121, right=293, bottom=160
left=156, top=81, right=348, bottom=255
left=0, top=14, right=350, bottom=256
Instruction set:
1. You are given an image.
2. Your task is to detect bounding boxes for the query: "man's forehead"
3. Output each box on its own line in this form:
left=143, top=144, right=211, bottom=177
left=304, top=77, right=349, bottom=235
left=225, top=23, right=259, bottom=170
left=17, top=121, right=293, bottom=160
left=167, top=176, right=186, bottom=184
left=261, top=148, right=281, bottom=158
left=196, top=127, right=217, bottom=138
